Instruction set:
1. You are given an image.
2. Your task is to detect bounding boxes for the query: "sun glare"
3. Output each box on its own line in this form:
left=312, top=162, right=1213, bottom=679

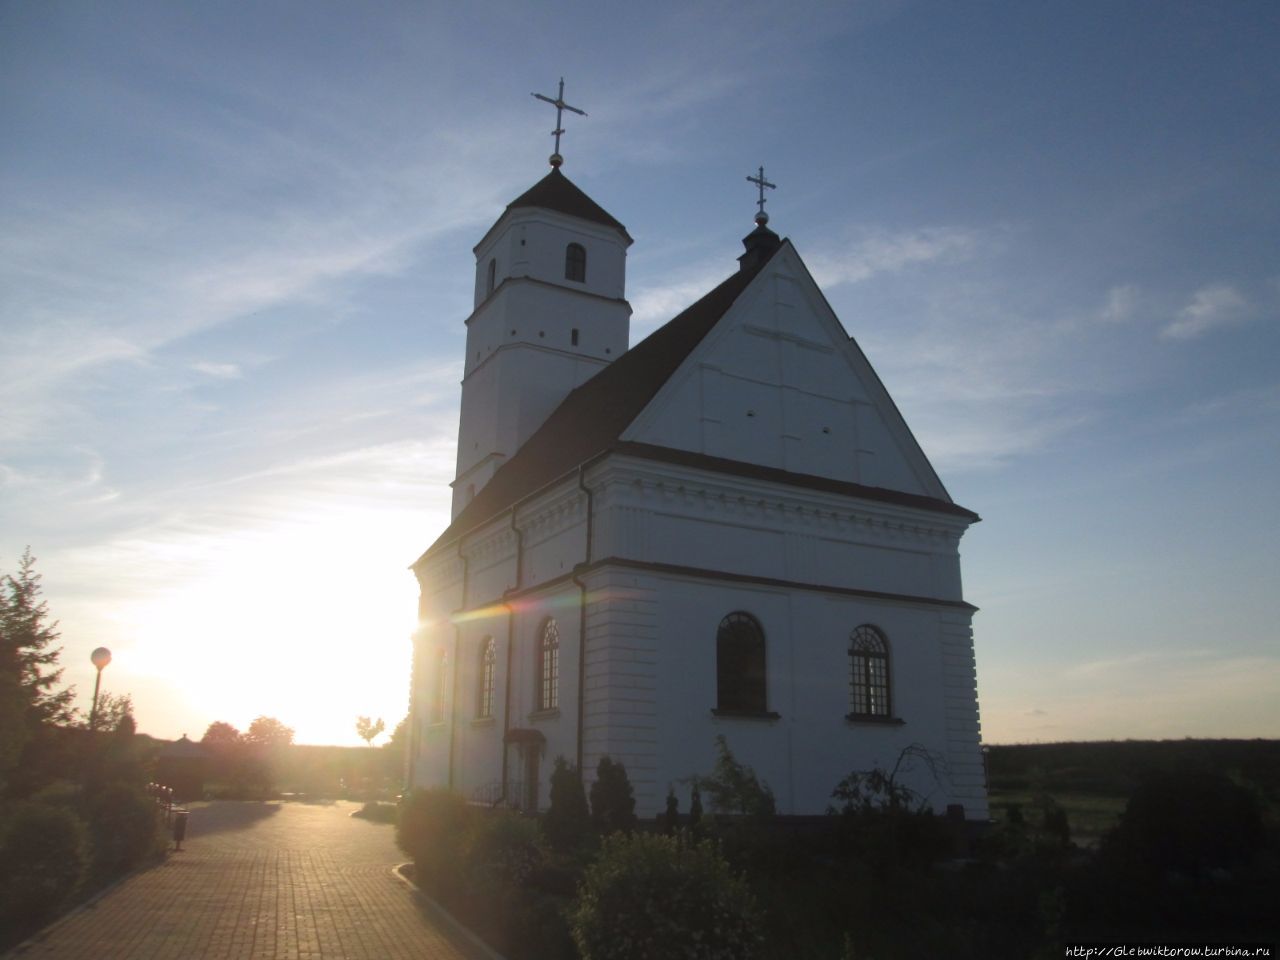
left=120, top=508, right=423, bottom=744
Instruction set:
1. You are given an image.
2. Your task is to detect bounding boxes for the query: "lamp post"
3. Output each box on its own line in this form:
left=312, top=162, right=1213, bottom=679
left=89, top=647, right=112, bottom=731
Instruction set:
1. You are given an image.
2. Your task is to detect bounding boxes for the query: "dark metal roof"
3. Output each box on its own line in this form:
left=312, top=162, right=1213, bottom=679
left=423, top=253, right=773, bottom=559
left=505, top=168, right=631, bottom=241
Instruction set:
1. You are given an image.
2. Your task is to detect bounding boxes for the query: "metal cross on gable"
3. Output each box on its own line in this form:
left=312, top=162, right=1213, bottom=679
left=746, top=165, right=777, bottom=225
left=532, top=77, right=586, bottom=168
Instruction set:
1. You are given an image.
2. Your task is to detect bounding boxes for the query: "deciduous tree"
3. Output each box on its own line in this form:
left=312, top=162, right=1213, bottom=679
left=89, top=693, right=133, bottom=733
left=355, top=715, right=385, bottom=747
left=200, top=721, right=241, bottom=747
left=243, top=716, right=294, bottom=747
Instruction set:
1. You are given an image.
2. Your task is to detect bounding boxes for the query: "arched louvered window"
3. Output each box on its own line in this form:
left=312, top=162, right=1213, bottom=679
left=477, top=636, right=496, bottom=719
left=716, top=612, right=767, bottom=713
left=486, top=258, right=496, bottom=296
left=565, top=243, right=586, bottom=282
left=538, top=618, right=560, bottom=710
left=850, top=625, right=891, bottom=718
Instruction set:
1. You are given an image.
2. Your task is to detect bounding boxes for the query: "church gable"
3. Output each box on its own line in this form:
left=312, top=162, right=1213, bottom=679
left=623, top=242, right=949, bottom=501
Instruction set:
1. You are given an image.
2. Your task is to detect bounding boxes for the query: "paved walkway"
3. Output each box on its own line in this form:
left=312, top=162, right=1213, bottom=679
left=7, top=801, right=482, bottom=960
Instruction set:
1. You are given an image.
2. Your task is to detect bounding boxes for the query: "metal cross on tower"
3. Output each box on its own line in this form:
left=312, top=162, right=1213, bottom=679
left=746, top=165, right=777, bottom=225
left=532, top=77, right=587, bottom=168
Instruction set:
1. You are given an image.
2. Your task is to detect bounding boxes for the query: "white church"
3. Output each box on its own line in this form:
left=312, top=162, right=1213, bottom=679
left=408, top=108, right=987, bottom=821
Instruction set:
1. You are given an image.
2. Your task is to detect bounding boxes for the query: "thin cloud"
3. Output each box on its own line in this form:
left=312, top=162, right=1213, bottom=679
left=1099, top=284, right=1139, bottom=323
left=1161, top=283, right=1250, bottom=340
left=191, top=361, right=242, bottom=380
left=808, top=226, right=981, bottom=289
left=630, top=263, right=732, bottom=334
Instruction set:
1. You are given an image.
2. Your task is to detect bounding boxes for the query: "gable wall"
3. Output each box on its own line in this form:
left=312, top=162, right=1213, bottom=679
left=624, top=251, right=937, bottom=497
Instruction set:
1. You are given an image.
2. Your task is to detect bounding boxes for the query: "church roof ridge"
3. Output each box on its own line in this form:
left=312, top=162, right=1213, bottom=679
left=503, top=167, right=632, bottom=242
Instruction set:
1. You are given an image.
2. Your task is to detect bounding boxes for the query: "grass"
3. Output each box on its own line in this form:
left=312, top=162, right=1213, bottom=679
left=987, top=790, right=1126, bottom=847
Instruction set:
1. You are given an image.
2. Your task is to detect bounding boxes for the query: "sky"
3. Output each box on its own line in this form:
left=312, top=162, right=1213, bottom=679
left=2, top=0, right=1277, bottom=746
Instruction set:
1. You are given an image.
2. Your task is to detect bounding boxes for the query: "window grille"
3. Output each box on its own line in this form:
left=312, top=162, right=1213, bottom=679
left=478, top=636, right=496, bottom=718
left=538, top=619, right=560, bottom=710
left=850, top=625, right=891, bottom=717
left=565, top=243, right=586, bottom=282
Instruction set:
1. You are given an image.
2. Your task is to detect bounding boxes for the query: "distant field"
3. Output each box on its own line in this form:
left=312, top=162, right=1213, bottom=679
left=983, top=738, right=1279, bottom=845
left=986, top=790, right=1126, bottom=847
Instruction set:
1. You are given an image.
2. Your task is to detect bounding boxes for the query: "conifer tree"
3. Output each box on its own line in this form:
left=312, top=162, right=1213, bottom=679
left=0, top=550, right=75, bottom=727
left=545, top=756, right=590, bottom=849
left=589, top=755, right=637, bottom=834
left=0, top=550, right=75, bottom=791
left=661, top=787, right=680, bottom=835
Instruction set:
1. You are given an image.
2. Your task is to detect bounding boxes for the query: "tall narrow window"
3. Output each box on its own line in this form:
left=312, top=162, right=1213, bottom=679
left=486, top=258, right=496, bottom=295
left=571, top=328, right=579, bottom=346
left=538, top=618, right=560, bottom=711
left=477, top=636, right=496, bottom=719
left=849, top=625, right=891, bottom=718
left=716, top=612, right=767, bottom=713
left=430, top=648, right=448, bottom=724
left=565, top=243, right=586, bottom=282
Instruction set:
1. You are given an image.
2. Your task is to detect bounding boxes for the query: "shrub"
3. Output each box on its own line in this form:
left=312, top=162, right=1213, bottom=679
left=465, top=809, right=546, bottom=890
left=1105, top=770, right=1264, bottom=879
left=84, top=783, right=165, bottom=878
left=397, top=788, right=472, bottom=897
left=544, top=756, right=590, bottom=850
left=0, top=801, right=90, bottom=931
left=570, top=831, right=762, bottom=960
left=589, top=756, right=636, bottom=834
left=353, top=800, right=397, bottom=823
left=693, top=736, right=775, bottom=819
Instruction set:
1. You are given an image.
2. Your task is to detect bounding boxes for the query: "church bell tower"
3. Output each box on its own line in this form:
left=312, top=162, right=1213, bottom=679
left=451, top=83, right=631, bottom=518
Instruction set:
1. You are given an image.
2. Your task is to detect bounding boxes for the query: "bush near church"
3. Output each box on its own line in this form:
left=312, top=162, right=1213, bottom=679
left=393, top=738, right=1280, bottom=960
left=569, top=831, right=763, bottom=960
left=396, top=787, right=472, bottom=898
left=0, top=801, right=90, bottom=933
left=589, top=755, right=637, bottom=835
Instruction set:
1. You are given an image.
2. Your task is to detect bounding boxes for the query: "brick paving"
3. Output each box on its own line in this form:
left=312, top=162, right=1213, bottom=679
left=6, top=801, right=483, bottom=960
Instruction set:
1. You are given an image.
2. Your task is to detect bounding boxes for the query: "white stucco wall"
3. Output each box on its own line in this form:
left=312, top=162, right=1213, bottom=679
left=412, top=453, right=987, bottom=820
left=625, top=246, right=946, bottom=501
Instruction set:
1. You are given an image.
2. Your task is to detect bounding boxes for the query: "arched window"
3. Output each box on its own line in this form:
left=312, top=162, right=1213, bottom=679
left=565, top=243, right=586, bottom=282
left=477, top=636, right=496, bottom=719
left=716, top=612, right=767, bottom=713
left=429, top=648, right=448, bottom=724
left=849, top=625, right=891, bottom=718
left=538, top=618, right=560, bottom=711
left=486, top=258, right=496, bottom=296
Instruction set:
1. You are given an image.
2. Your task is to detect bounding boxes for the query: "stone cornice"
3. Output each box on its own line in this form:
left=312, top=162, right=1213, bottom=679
left=592, top=456, right=970, bottom=546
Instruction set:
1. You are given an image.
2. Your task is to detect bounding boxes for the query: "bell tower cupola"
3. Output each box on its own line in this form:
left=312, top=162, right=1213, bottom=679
left=451, top=159, right=632, bottom=518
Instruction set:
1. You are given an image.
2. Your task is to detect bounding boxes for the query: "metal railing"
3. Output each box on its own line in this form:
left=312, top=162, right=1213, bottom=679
left=469, top=780, right=527, bottom=810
